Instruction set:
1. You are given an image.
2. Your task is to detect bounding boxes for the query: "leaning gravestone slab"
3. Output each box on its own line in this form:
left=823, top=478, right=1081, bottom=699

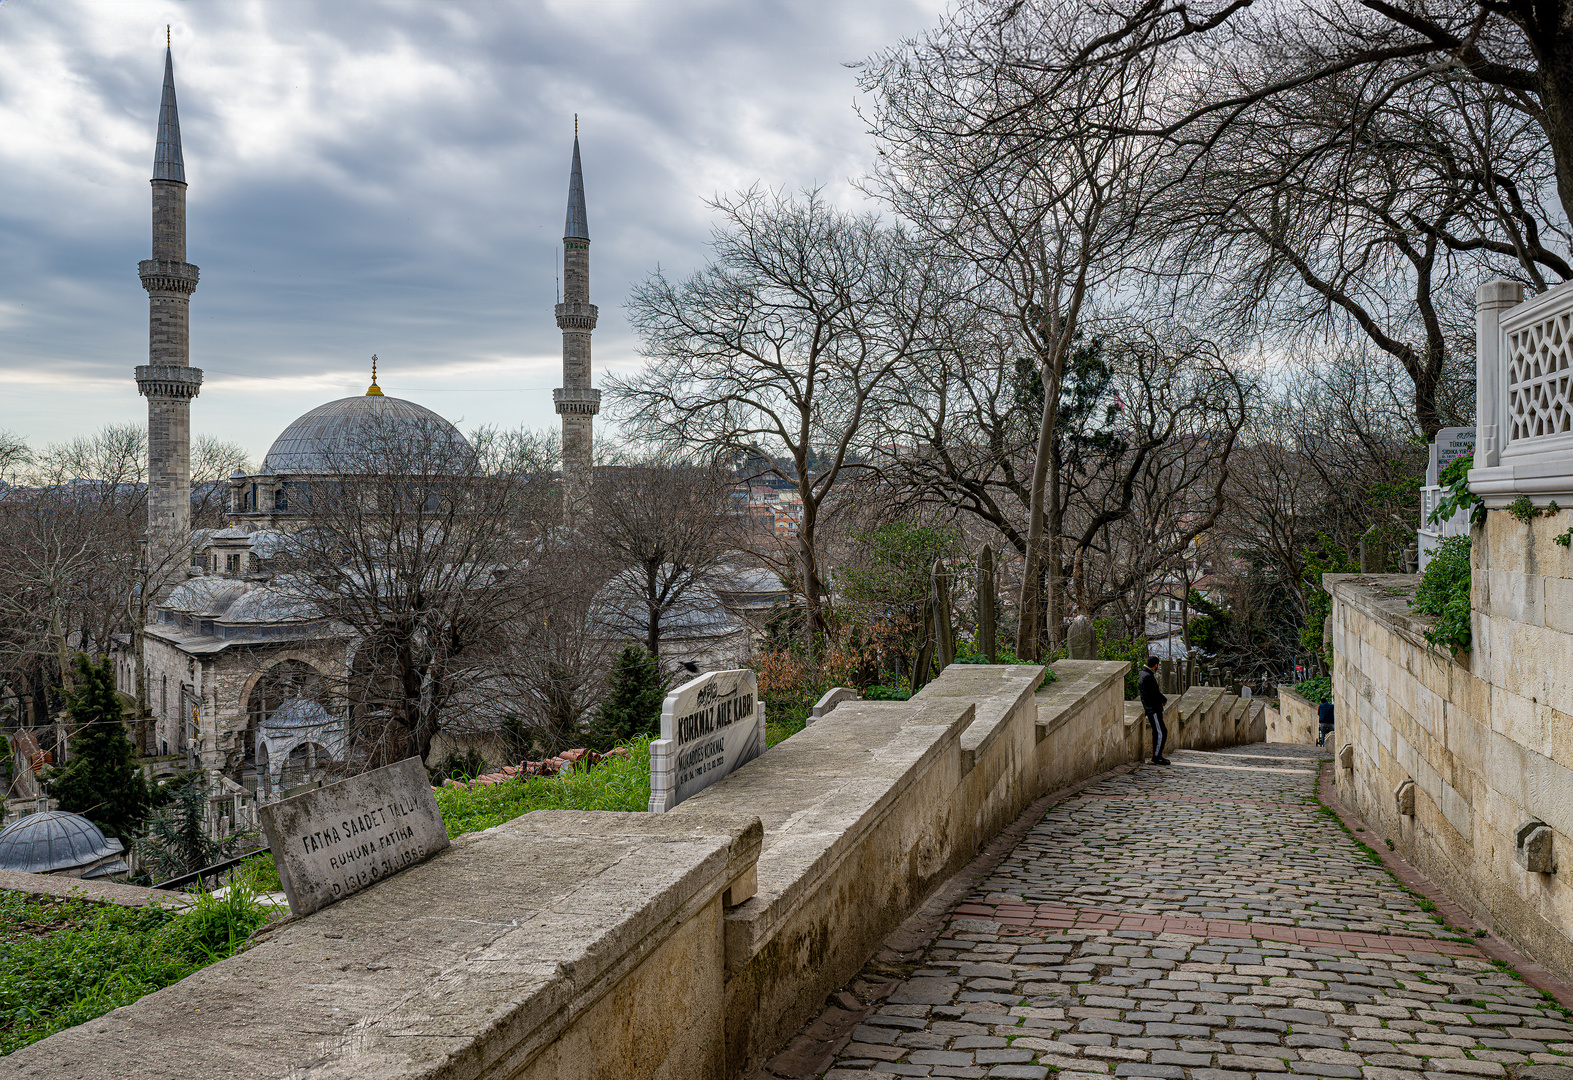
left=648, top=669, right=765, bottom=813
left=258, top=757, right=448, bottom=916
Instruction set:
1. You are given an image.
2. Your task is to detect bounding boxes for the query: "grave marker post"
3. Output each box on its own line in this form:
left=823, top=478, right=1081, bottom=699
left=977, top=545, right=997, bottom=664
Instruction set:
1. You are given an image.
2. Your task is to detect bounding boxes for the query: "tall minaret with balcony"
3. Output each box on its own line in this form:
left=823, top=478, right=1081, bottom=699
left=553, top=122, right=599, bottom=501
left=136, top=37, right=202, bottom=585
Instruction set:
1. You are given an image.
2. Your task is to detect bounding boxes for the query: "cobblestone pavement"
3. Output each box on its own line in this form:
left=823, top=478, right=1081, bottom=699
left=825, top=744, right=1573, bottom=1080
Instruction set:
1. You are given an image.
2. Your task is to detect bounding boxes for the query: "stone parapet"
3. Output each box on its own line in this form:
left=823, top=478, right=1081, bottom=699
left=1270, top=685, right=1320, bottom=744
left=137, top=258, right=199, bottom=295
left=135, top=364, right=203, bottom=400
left=7, top=658, right=1266, bottom=1079
left=552, top=386, right=601, bottom=415
left=554, top=301, right=598, bottom=330
left=0, top=869, right=190, bottom=910
left=6, top=810, right=763, bottom=1079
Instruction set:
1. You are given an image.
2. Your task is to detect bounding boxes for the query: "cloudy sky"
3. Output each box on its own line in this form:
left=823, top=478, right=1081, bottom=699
left=0, top=0, right=943, bottom=466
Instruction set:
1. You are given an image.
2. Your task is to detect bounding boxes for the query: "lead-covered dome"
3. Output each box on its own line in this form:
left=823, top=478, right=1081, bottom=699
left=0, top=810, right=125, bottom=875
left=262, top=394, right=472, bottom=474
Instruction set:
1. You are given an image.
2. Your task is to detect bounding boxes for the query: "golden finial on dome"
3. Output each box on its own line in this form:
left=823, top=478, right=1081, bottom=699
left=366, top=354, right=384, bottom=396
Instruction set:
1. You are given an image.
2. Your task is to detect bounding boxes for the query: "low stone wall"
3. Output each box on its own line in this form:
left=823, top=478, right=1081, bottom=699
left=7, top=659, right=1265, bottom=1079
left=0, top=869, right=190, bottom=910
left=1269, top=686, right=1320, bottom=744
left=1327, top=511, right=1573, bottom=985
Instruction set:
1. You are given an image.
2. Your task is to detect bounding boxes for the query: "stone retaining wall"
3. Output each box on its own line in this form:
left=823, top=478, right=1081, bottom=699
left=1327, top=511, right=1573, bottom=985
left=5, top=659, right=1265, bottom=1079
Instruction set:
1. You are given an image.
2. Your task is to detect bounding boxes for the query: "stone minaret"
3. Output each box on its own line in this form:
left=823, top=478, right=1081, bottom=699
left=553, top=124, right=599, bottom=501
left=136, top=41, right=202, bottom=583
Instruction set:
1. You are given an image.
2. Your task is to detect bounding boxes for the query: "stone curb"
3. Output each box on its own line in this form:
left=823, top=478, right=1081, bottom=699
left=1317, top=760, right=1573, bottom=1010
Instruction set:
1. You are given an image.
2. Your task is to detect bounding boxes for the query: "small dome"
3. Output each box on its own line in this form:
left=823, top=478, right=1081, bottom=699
left=263, top=698, right=336, bottom=729
left=262, top=394, right=471, bottom=474
left=221, top=577, right=316, bottom=624
left=163, top=577, right=251, bottom=617
left=0, top=811, right=125, bottom=874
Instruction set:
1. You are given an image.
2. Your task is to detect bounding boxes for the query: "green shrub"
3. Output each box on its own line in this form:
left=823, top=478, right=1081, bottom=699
left=0, top=882, right=276, bottom=1055
left=1092, top=621, right=1148, bottom=699
left=1293, top=675, right=1332, bottom=703
left=1413, top=535, right=1472, bottom=652
left=765, top=700, right=809, bottom=746
left=864, top=685, right=911, bottom=700
left=134, top=773, right=251, bottom=883
left=232, top=852, right=283, bottom=893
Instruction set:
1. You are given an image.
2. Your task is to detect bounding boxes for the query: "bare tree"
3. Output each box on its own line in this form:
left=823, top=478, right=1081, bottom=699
left=588, top=457, right=739, bottom=666
left=611, top=188, right=949, bottom=638
left=860, top=5, right=1175, bottom=654
left=1146, top=56, right=1559, bottom=438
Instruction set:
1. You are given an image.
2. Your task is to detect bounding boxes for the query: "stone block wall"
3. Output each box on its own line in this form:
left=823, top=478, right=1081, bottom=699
left=9, top=658, right=1265, bottom=1079
left=1270, top=686, right=1319, bottom=744
left=1328, top=510, right=1573, bottom=984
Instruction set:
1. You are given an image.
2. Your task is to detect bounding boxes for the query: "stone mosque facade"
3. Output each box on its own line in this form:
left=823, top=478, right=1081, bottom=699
left=111, top=46, right=597, bottom=803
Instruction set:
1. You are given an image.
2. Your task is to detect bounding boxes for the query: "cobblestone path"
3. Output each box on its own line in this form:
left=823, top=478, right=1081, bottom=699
left=825, top=744, right=1573, bottom=1080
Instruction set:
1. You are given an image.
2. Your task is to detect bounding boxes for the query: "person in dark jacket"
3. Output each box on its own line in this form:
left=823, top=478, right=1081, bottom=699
left=1317, top=697, right=1335, bottom=746
left=1138, top=656, right=1170, bottom=765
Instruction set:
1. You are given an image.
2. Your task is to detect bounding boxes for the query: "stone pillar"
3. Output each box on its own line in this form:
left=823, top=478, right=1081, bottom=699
left=1475, top=279, right=1523, bottom=471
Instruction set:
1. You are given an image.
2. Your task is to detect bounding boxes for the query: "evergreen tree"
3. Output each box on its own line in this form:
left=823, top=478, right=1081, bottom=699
left=133, top=773, right=245, bottom=881
left=589, top=644, right=667, bottom=749
left=48, top=653, right=151, bottom=840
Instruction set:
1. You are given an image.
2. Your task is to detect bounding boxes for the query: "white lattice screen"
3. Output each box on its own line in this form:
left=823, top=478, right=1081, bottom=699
left=1506, top=307, right=1573, bottom=443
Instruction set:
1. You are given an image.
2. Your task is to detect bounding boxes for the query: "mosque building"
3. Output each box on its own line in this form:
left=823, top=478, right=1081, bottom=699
left=112, top=43, right=598, bottom=804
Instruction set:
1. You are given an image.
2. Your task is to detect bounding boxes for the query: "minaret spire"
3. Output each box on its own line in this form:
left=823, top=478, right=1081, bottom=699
left=135, top=41, right=202, bottom=595
left=564, top=127, right=589, bottom=242
left=153, top=40, right=185, bottom=183
left=553, top=123, right=599, bottom=505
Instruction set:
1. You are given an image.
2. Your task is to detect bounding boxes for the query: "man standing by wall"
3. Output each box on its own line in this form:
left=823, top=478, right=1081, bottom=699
left=1139, top=656, right=1170, bottom=765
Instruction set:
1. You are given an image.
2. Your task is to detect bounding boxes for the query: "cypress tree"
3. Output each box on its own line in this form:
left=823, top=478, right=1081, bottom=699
left=590, top=644, right=667, bottom=749
left=48, top=653, right=151, bottom=840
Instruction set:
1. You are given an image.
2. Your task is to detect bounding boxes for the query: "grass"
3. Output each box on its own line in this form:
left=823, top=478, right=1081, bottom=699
left=0, top=881, right=277, bottom=1056
left=766, top=701, right=810, bottom=746
left=433, top=736, right=655, bottom=837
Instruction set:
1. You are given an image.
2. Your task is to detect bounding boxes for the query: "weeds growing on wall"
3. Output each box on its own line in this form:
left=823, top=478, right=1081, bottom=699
left=0, top=880, right=277, bottom=1056
left=1411, top=535, right=1472, bottom=653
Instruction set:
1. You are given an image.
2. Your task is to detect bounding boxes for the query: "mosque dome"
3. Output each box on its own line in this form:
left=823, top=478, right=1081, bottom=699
left=0, top=810, right=125, bottom=875
left=261, top=393, right=472, bottom=475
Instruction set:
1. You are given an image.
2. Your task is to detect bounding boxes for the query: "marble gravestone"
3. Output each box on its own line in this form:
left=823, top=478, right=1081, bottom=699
left=258, top=757, right=449, bottom=916
left=648, top=669, right=765, bottom=813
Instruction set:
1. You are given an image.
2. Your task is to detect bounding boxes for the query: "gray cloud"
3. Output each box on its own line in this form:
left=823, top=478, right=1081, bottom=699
left=0, top=0, right=940, bottom=463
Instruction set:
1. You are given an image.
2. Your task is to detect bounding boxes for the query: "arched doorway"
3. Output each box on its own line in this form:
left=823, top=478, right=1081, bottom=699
left=240, top=660, right=335, bottom=795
